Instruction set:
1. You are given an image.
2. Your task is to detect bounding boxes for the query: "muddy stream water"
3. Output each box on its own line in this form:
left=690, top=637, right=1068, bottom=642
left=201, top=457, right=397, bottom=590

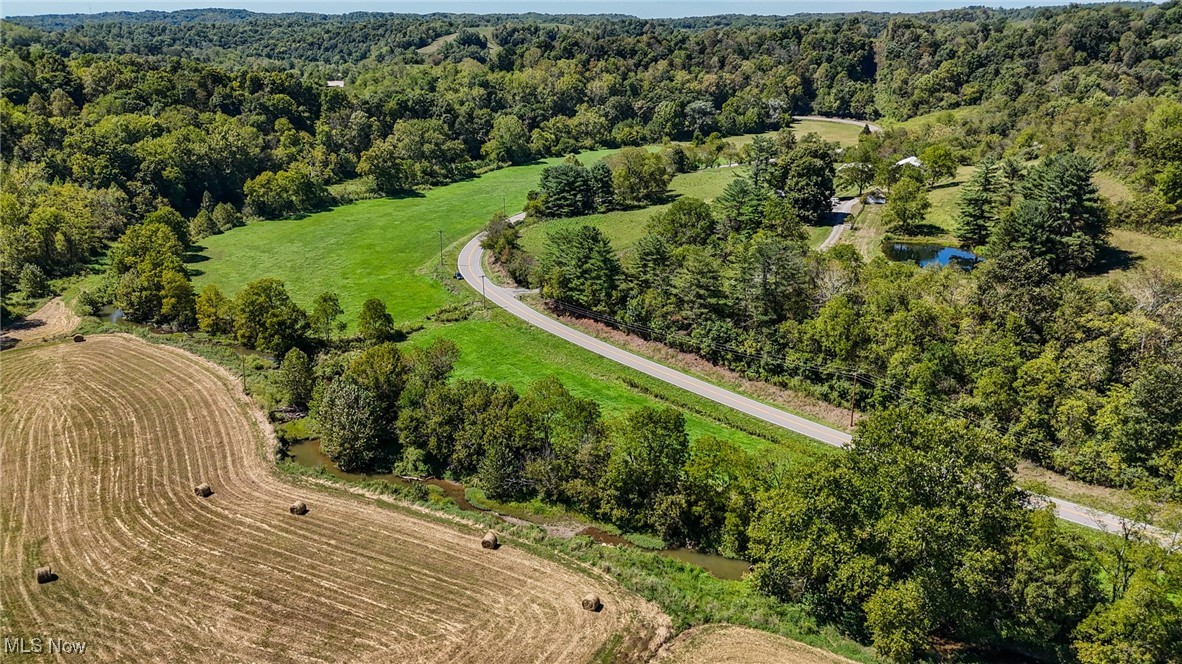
left=286, top=439, right=750, bottom=580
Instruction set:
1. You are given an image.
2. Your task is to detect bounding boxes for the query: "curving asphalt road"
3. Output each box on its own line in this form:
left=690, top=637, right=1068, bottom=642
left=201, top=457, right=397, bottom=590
left=460, top=231, right=1181, bottom=541
left=460, top=142, right=1174, bottom=542
left=459, top=226, right=852, bottom=448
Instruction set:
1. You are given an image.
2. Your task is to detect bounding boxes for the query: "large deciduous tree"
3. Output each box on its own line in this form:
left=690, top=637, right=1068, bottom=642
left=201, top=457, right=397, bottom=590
left=606, top=147, right=671, bottom=205
left=230, top=278, right=309, bottom=355
left=747, top=407, right=1029, bottom=661
left=481, top=114, right=531, bottom=165
left=357, top=297, right=395, bottom=342
left=882, top=178, right=931, bottom=235
left=316, top=378, right=388, bottom=472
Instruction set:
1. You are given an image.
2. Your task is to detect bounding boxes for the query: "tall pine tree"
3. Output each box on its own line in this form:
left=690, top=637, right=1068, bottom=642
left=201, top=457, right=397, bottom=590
left=992, top=153, right=1108, bottom=274
left=956, top=158, right=1003, bottom=248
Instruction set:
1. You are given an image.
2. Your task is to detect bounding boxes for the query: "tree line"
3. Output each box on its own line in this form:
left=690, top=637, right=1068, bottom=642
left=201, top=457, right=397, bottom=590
left=270, top=325, right=1180, bottom=663
left=529, top=135, right=1181, bottom=497
left=4, top=3, right=1181, bottom=314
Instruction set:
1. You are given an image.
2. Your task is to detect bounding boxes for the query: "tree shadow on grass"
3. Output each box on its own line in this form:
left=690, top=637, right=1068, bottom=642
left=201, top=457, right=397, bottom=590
left=184, top=249, right=210, bottom=277
left=908, top=222, right=946, bottom=237
left=1090, top=244, right=1141, bottom=275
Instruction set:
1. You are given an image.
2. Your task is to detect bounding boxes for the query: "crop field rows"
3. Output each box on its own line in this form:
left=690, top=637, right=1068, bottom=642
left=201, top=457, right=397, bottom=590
left=0, top=335, right=669, bottom=663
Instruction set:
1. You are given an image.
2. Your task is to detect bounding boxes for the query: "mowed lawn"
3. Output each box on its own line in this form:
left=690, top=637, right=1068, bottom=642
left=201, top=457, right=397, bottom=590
left=519, top=166, right=747, bottom=258
left=194, top=148, right=617, bottom=325
left=725, top=118, right=867, bottom=149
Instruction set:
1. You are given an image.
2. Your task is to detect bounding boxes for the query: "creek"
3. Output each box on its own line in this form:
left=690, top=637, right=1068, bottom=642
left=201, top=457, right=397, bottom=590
left=286, top=438, right=750, bottom=580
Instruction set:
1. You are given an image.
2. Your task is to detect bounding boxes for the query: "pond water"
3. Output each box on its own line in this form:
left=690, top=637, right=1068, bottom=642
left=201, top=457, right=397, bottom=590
left=97, top=305, right=125, bottom=324
left=94, top=305, right=273, bottom=361
left=285, top=438, right=750, bottom=580
left=883, top=242, right=981, bottom=269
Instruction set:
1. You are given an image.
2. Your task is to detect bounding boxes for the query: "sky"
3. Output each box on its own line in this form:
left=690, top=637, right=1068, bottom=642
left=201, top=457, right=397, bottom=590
left=1, top=0, right=1124, bottom=18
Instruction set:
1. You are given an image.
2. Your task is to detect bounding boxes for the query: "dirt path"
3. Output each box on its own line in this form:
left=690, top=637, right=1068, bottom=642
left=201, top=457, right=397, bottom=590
left=0, top=335, right=669, bottom=663
left=0, top=297, right=80, bottom=350
left=653, top=625, right=861, bottom=664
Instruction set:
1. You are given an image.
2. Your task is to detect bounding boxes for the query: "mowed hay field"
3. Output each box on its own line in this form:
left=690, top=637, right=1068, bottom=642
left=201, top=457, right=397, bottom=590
left=0, top=335, right=669, bottom=663
left=0, top=297, right=80, bottom=350
left=654, top=625, right=857, bottom=664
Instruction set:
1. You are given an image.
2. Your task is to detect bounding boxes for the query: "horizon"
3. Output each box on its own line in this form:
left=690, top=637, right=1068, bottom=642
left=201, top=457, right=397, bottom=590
left=1, top=0, right=1134, bottom=19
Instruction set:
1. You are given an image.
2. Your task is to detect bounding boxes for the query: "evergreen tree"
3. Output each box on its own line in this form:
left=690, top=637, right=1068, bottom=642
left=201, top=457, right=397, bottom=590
left=994, top=153, right=1108, bottom=274
left=539, top=225, right=622, bottom=313
left=714, top=177, right=764, bottom=238
left=956, top=159, right=1003, bottom=247
left=538, top=157, right=593, bottom=217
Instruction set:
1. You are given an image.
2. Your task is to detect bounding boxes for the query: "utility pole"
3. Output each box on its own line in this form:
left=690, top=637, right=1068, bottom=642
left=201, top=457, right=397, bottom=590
left=849, top=370, right=858, bottom=428
left=240, top=351, right=247, bottom=391
left=480, top=274, right=486, bottom=309
left=437, top=230, right=444, bottom=267
left=501, top=194, right=506, bottom=217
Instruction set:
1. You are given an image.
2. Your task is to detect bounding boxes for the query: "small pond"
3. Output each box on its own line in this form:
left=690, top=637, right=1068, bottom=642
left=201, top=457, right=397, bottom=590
left=883, top=242, right=982, bottom=269
left=285, top=438, right=750, bottom=580
left=97, top=305, right=125, bottom=324
left=94, top=305, right=273, bottom=361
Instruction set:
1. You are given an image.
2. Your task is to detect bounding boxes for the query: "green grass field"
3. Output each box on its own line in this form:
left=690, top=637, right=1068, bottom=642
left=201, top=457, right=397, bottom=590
left=403, top=310, right=832, bottom=461
left=519, top=166, right=747, bottom=258
left=191, top=140, right=846, bottom=464
left=194, top=149, right=617, bottom=325
left=724, top=118, right=867, bottom=149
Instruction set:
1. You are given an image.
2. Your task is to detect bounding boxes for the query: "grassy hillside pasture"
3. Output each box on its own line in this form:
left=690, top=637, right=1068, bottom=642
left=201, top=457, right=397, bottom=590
left=519, top=166, right=747, bottom=258
left=195, top=149, right=617, bottom=325
left=724, top=118, right=867, bottom=150
left=194, top=144, right=842, bottom=463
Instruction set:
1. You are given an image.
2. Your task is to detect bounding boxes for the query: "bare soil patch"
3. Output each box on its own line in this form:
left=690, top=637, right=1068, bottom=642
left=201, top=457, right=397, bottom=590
left=0, top=334, right=669, bottom=663
left=0, top=297, right=80, bottom=350
left=653, top=624, right=858, bottom=664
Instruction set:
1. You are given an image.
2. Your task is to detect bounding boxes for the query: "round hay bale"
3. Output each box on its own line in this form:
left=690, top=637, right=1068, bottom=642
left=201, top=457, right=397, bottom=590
left=289, top=501, right=308, bottom=515
left=581, top=593, right=602, bottom=612
left=35, top=566, right=55, bottom=584
left=72, top=334, right=85, bottom=343
left=194, top=482, right=212, bottom=498
left=481, top=531, right=499, bottom=550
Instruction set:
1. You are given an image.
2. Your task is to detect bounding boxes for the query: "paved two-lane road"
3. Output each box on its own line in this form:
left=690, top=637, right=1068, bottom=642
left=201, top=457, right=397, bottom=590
left=459, top=229, right=851, bottom=448
left=460, top=216, right=1173, bottom=542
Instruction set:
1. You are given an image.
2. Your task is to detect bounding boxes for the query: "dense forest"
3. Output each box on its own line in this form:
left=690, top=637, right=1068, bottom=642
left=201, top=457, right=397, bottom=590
left=2, top=4, right=1181, bottom=662
left=525, top=129, right=1182, bottom=497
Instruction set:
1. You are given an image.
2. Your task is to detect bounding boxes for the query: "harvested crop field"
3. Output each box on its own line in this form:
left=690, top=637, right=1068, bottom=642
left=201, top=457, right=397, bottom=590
left=654, top=625, right=857, bottom=664
left=0, top=297, right=80, bottom=350
left=0, top=334, right=669, bottom=662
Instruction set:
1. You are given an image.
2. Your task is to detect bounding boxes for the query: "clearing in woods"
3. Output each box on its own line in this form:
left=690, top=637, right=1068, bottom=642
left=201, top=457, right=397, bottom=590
left=653, top=624, right=858, bottom=664
left=0, top=335, right=669, bottom=663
